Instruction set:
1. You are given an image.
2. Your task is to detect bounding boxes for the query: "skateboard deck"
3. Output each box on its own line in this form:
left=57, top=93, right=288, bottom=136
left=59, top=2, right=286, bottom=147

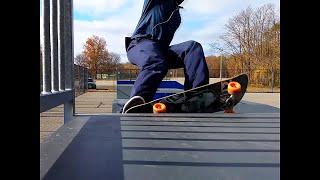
left=125, top=73, right=248, bottom=113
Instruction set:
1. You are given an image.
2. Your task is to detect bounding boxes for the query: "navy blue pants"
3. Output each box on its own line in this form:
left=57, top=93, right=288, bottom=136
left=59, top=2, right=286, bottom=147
left=127, top=39, right=209, bottom=102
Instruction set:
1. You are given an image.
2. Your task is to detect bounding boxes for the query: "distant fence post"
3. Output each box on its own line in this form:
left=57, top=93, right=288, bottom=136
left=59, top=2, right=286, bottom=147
left=271, top=70, right=275, bottom=93
left=84, top=68, right=88, bottom=90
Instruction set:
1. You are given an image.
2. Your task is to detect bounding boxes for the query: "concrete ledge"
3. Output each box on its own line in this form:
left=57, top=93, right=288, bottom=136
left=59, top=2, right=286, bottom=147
left=40, top=114, right=279, bottom=180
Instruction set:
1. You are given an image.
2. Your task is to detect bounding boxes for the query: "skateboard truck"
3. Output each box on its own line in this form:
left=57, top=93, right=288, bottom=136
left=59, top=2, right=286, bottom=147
left=224, top=95, right=236, bottom=113
left=224, top=81, right=241, bottom=114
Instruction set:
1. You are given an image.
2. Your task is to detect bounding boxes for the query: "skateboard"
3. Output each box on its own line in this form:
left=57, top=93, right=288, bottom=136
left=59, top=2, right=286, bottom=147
left=124, top=73, right=248, bottom=113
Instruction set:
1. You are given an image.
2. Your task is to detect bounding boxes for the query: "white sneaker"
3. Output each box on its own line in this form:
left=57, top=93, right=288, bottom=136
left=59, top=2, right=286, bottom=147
left=122, top=96, right=145, bottom=114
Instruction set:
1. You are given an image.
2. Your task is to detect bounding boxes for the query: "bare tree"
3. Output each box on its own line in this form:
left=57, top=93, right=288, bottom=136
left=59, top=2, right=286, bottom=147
left=74, top=53, right=88, bottom=67
left=217, top=3, right=279, bottom=79
left=109, top=52, right=121, bottom=68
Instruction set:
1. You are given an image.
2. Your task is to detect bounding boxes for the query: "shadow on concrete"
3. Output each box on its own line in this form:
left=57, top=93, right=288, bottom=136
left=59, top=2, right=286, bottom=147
left=42, top=116, right=125, bottom=180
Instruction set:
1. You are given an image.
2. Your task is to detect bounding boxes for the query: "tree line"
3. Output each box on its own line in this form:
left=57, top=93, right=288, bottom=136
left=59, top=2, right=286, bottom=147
left=209, top=4, right=280, bottom=76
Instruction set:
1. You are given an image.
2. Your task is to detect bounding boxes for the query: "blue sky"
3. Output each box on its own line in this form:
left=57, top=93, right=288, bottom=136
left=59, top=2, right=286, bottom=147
left=40, top=0, right=280, bottom=63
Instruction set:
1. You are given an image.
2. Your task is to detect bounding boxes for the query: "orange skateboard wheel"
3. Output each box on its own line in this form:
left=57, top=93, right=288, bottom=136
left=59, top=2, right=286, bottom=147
left=153, top=103, right=167, bottom=113
left=227, top=81, right=241, bottom=95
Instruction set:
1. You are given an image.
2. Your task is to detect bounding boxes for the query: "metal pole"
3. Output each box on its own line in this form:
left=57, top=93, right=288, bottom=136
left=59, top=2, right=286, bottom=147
left=50, top=0, right=59, bottom=92
left=83, top=67, right=85, bottom=92
left=64, top=0, right=74, bottom=123
left=42, top=0, right=52, bottom=94
left=64, top=0, right=73, bottom=90
left=220, top=55, right=222, bottom=81
left=271, top=70, right=274, bottom=93
left=84, top=68, right=88, bottom=90
left=58, top=0, right=65, bottom=91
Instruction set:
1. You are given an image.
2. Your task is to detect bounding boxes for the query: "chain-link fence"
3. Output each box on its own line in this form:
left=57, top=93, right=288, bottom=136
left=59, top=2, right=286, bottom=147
left=74, top=64, right=89, bottom=97
left=166, top=68, right=280, bottom=92
left=84, top=68, right=280, bottom=93
left=117, top=68, right=280, bottom=93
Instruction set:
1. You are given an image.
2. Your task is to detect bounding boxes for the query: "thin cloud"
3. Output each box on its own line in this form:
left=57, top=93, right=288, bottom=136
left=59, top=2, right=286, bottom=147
left=74, top=0, right=129, bottom=15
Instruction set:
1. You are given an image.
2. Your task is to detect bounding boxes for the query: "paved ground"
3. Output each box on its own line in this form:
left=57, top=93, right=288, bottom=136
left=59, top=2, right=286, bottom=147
left=40, top=105, right=64, bottom=143
left=242, top=93, right=280, bottom=108
left=40, top=91, right=116, bottom=143
left=40, top=91, right=280, bottom=143
left=95, top=80, right=116, bottom=90
left=75, top=90, right=116, bottom=113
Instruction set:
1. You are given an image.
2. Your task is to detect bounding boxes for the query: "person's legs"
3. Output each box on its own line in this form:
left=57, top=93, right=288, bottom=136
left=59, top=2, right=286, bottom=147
left=167, top=40, right=209, bottom=90
left=127, top=39, right=169, bottom=102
